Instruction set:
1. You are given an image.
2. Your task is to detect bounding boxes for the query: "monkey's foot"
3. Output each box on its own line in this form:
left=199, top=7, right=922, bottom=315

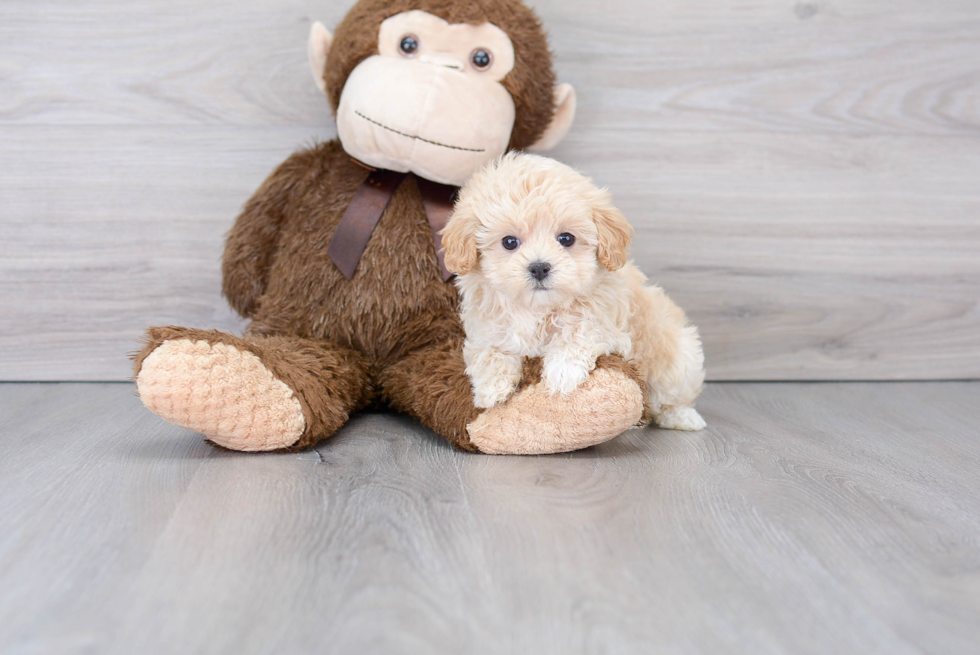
left=465, top=363, right=643, bottom=455
left=136, top=338, right=306, bottom=451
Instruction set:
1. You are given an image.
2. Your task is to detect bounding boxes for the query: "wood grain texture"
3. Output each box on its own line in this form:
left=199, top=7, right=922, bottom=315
left=0, top=381, right=978, bottom=653
left=1, top=0, right=979, bottom=380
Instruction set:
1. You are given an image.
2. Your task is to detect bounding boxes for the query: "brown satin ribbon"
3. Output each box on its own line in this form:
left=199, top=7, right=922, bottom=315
left=328, top=168, right=458, bottom=281
left=328, top=168, right=406, bottom=280
left=416, top=176, right=457, bottom=281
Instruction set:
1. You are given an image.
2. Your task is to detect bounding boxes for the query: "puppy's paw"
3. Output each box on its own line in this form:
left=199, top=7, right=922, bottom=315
left=542, top=355, right=594, bottom=395
left=472, top=375, right=519, bottom=409
left=654, top=406, right=706, bottom=431
left=465, top=346, right=523, bottom=409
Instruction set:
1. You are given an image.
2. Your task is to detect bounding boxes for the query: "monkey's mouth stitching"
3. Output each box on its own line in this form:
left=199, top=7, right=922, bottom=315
left=355, top=111, right=485, bottom=153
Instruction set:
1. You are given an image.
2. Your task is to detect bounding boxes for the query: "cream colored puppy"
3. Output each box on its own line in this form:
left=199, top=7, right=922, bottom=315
left=441, top=152, right=706, bottom=431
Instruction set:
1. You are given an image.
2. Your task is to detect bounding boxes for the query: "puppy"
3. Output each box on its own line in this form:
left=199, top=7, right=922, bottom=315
left=441, top=152, right=706, bottom=431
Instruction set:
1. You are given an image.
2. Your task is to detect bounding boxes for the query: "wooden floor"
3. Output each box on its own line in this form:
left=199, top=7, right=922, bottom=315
left=1, top=382, right=977, bottom=654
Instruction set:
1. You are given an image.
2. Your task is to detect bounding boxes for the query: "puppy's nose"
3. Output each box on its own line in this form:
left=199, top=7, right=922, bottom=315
left=528, top=261, right=551, bottom=281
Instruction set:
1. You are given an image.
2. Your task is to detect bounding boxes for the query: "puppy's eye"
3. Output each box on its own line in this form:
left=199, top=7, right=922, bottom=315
left=557, top=233, right=576, bottom=248
left=399, top=35, right=419, bottom=57
left=502, top=235, right=520, bottom=251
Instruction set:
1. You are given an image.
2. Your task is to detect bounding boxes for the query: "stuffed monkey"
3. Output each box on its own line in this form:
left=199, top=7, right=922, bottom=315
left=134, top=0, right=645, bottom=455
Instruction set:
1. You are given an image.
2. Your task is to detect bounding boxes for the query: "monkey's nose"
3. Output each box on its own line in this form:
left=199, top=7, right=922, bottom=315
left=528, top=261, right=552, bottom=281
left=418, top=53, right=464, bottom=71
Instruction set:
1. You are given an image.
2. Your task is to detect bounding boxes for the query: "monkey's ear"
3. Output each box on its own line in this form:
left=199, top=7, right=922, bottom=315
left=593, top=197, right=633, bottom=272
left=308, top=22, right=333, bottom=96
left=527, top=84, right=577, bottom=152
left=440, top=209, right=481, bottom=276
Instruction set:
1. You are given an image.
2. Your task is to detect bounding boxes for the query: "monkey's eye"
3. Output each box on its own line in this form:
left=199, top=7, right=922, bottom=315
left=470, top=48, right=493, bottom=71
left=557, top=233, right=576, bottom=248
left=399, top=35, right=419, bottom=57
left=502, top=235, right=520, bottom=251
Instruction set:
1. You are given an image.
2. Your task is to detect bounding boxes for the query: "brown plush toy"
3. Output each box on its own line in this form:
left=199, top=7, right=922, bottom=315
left=134, top=0, right=645, bottom=455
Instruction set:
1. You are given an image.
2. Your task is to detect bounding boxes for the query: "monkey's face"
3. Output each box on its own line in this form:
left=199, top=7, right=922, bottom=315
left=336, top=11, right=518, bottom=186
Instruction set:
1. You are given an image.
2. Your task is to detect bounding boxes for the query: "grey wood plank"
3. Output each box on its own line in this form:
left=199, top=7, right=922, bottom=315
left=2, top=1, right=978, bottom=136
left=1, top=127, right=978, bottom=380
left=0, top=382, right=978, bottom=654
left=1, top=0, right=979, bottom=381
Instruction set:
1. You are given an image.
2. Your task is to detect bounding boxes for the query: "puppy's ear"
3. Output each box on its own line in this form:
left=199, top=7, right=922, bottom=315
left=440, top=207, right=481, bottom=275
left=593, top=194, right=633, bottom=271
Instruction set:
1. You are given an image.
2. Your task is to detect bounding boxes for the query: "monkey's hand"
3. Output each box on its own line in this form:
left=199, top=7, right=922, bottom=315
left=465, top=355, right=644, bottom=455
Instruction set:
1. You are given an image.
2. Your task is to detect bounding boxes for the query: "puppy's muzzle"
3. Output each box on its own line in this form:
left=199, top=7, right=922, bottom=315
left=528, top=261, right=551, bottom=281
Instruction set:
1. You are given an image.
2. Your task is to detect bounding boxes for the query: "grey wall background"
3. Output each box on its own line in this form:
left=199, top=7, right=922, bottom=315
left=1, top=0, right=978, bottom=381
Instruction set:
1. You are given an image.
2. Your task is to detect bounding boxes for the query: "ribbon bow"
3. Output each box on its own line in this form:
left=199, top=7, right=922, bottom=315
left=328, top=168, right=457, bottom=281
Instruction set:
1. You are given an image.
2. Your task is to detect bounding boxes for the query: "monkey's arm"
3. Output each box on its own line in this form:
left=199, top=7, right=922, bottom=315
left=222, top=152, right=312, bottom=318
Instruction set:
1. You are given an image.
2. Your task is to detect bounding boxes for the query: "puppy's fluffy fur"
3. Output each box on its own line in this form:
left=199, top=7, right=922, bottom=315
left=442, top=153, right=706, bottom=431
